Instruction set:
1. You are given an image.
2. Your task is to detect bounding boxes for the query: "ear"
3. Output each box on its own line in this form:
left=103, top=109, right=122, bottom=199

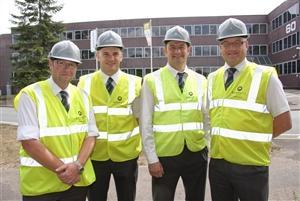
left=48, top=59, right=53, bottom=71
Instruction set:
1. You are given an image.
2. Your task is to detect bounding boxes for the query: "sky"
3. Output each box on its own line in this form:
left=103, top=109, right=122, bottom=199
left=0, top=0, right=287, bottom=35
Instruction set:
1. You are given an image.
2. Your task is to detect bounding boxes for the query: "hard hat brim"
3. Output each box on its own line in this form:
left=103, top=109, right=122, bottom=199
left=49, top=56, right=82, bottom=64
left=217, top=34, right=249, bottom=41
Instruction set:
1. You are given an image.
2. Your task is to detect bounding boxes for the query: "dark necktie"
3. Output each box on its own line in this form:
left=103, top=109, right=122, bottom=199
left=60, top=91, right=69, bottom=112
left=225, top=68, right=237, bottom=90
left=106, top=77, right=114, bottom=94
left=177, top=72, right=185, bottom=92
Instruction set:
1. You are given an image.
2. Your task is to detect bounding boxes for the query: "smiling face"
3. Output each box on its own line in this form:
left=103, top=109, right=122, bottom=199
left=164, top=40, right=191, bottom=71
left=219, top=37, right=248, bottom=67
left=49, top=59, right=78, bottom=89
left=97, top=47, right=123, bottom=76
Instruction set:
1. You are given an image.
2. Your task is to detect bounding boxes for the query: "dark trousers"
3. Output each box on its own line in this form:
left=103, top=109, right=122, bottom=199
left=22, top=186, right=89, bottom=201
left=152, top=146, right=208, bottom=201
left=88, top=158, right=138, bottom=201
left=209, top=158, right=269, bottom=201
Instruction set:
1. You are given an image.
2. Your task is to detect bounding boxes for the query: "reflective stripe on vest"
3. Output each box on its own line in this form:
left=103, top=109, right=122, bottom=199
left=40, top=125, right=88, bottom=137
left=93, top=105, right=133, bottom=115
left=153, top=69, right=203, bottom=111
left=153, top=122, right=203, bottom=132
left=97, top=126, right=139, bottom=141
left=20, top=155, right=78, bottom=167
left=33, top=83, right=90, bottom=129
left=209, top=65, right=270, bottom=114
left=211, top=127, right=272, bottom=142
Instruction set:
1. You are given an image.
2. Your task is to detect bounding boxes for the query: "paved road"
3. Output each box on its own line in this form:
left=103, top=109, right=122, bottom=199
left=1, top=138, right=299, bottom=201
left=1, top=90, right=299, bottom=200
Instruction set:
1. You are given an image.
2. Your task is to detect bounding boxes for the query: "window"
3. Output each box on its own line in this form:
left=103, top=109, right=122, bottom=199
left=128, top=27, right=135, bottom=37
left=144, top=47, right=151, bottom=58
left=203, top=46, right=209, bottom=56
left=260, top=24, right=267, bottom=34
left=152, top=26, right=160, bottom=37
left=210, top=46, right=218, bottom=56
left=128, top=48, right=135, bottom=58
left=75, top=31, right=81, bottom=40
left=195, top=25, right=201, bottom=35
left=210, top=25, right=217, bottom=35
left=260, top=46, right=267, bottom=55
left=82, top=30, right=89, bottom=39
left=202, top=25, right=209, bottom=35
left=136, top=27, right=143, bottom=37
left=194, top=46, right=202, bottom=56
left=160, top=26, right=167, bottom=36
left=252, top=24, right=259, bottom=34
left=121, top=28, right=128, bottom=38
left=136, top=48, right=143, bottom=58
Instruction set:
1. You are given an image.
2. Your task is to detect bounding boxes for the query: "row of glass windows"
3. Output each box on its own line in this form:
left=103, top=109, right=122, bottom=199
left=76, top=60, right=300, bottom=79
left=79, top=44, right=268, bottom=61
left=275, top=59, right=300, bottom=75
left=272, top=32, right=300, bottom=53
left=75, top=66, right=220, bottom=80
left=271, top=2, right=299, bottom=30
left=62, top=23, right=268, bottom=41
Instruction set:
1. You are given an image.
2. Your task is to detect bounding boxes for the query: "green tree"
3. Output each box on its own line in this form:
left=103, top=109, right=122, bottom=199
left=10, top=0, right=64, bottom=90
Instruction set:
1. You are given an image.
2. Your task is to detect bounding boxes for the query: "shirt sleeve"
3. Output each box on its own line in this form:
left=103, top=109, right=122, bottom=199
left=85, top=92, right=99, bottom=137
left=266, top=74, right=290, bottom=117
left=140, top=80, right=159, bottom=164
left=16, top=93, right=40, bottom=141
left=132, top=96, right=140, bottom=119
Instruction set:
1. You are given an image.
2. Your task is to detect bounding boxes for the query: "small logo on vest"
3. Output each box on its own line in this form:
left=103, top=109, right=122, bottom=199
left=237, top=86, right=243, bottom=91
left=188, top=92, right=193, bottom=96
left=78, top=111, right=82, bottom=116
left=117, top=96, right=122, bottom=101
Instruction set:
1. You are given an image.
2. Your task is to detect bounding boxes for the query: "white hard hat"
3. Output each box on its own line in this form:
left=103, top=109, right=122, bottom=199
left=217, top=18, right=249, bottom=41
left=163, top=26, right=191, bottom=45
left=48, top=40, right=81, bottom=64
left=96, top=30, right=123, bottom=50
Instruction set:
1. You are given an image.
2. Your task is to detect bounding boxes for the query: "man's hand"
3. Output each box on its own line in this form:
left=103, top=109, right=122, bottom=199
left=56, top=162, right=81, bottom=185
left=148, top=162, right=164, bottom=178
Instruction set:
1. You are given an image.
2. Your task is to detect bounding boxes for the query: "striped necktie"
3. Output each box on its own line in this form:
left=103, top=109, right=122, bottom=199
left=60, top=91, right=69, bottom=112
left=106, top=77, right=114, bottom=94
left=177, top=72, right=185, bottom=93
left=225, top=68, right=237, bottom=90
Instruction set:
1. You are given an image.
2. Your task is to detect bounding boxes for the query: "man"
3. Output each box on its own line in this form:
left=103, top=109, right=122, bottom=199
left=208, top=18, right=292, bottom=201
left=14, top=40, right=98, bottom=201
left=78, top=30, right=142, bottom=201
left=140, top=26, right=208, bottom=201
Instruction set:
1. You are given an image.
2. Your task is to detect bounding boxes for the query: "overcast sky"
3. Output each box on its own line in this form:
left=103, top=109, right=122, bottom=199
left=0, top=0, right=287, bottom=34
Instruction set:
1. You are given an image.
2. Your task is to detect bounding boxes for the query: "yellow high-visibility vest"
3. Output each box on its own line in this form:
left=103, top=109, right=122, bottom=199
left=144, top=66, right=207, bottom=156
left=14, top=80, right=95, bottom=196
left=78, top=71, right=142, bottom=162
left=208, top=62, right=276, bottom=166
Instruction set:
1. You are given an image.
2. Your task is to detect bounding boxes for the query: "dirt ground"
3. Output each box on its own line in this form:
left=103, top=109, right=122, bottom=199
left=0, top=124, right=20, bottom=168
left=0, top=124, right=147, bottom=167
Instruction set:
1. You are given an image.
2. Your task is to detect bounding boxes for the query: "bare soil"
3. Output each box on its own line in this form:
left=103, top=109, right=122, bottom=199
left=0, top=124, right=20, bottom=168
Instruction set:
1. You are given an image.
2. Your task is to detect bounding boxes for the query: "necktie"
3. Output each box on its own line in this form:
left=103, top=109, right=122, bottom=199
left=60, top=91, right=70, bottom=112
left=106, top=77, right=114, bottom=94
left=224, top=68, right=237, bottom=90
left=177, top=72, right=185, bottom=92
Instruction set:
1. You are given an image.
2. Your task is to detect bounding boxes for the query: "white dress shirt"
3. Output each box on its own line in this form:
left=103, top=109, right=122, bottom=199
left=17, top=77, right=98, bottom=140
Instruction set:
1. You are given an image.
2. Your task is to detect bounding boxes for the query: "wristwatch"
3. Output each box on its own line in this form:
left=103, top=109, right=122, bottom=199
left=74, top=160, right=84, bottom=174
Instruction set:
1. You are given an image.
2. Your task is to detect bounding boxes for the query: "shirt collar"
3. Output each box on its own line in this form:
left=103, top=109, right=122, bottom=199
left=48, top=77, right=71, bottom=96
left=224, top=58, right=249, bottom=73
left=166, top=63, right=188, bottom=78
left=100, top=69, right=121, bottom=83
